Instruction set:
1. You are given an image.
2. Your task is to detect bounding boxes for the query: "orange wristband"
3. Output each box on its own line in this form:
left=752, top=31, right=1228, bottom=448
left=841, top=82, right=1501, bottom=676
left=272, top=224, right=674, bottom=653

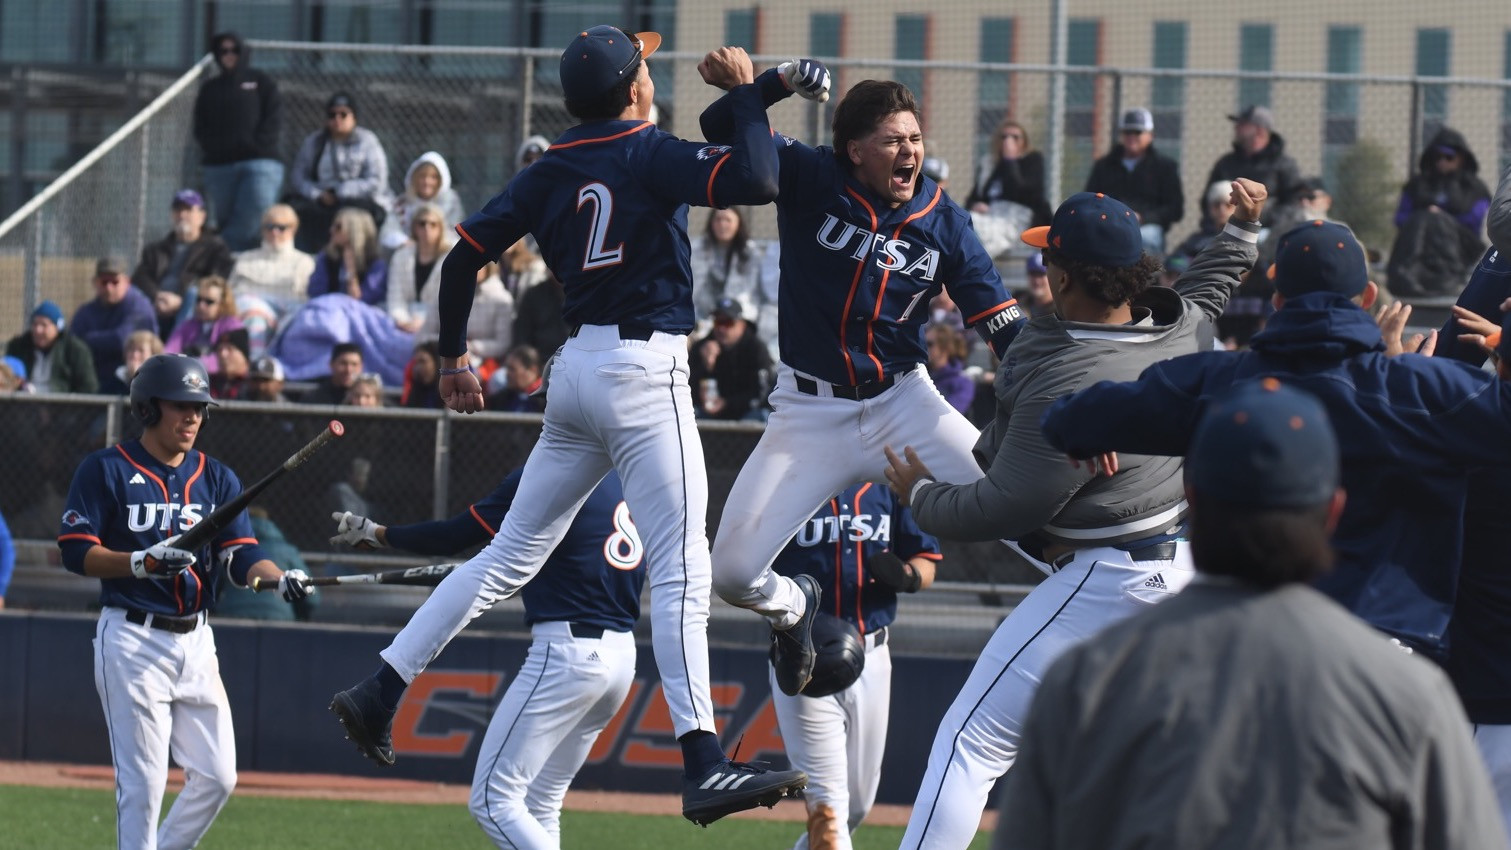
left=1487, top=330, right=1502, bottom=351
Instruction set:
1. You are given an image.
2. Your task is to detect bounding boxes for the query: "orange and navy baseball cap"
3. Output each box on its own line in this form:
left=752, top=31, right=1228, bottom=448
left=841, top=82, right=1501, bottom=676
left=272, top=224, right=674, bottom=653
left=1022, top=192, right=1143, bottom=267
left=1269, top=220, right=1368, bottom=299
left=1187, top=378, right=1339, bottom=508
left=560, top=25, right=661, bottom=103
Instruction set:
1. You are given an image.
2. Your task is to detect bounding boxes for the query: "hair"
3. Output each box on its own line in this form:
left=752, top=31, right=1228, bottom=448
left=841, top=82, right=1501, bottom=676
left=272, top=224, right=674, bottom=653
left=409, top=202, right=455, bottom=253
left=832, top=80, right=920, bottom=166
left=991, top=118, right=1033, bottom=162
left=1041, top=248, right=1163, bottom=307
left=1188, top=499, right=1336, bottom=588
left=124, top=329, right=164, bottom=357
left=330, top=342, right=363, bottom=362
left=262, top=202, right=298, bottom=229
left=925, top=322, right=968, bottom=363
left=328, top=207, right=380, bottom=271
left=704, top=206, right=751, bottom=260
left=503, top=239, right=540, bottom=274
left=506, top=344, right=541, bottom=371
left=565, top=64, right=641, bottom=122
left=346, top=372, right=384, bottom=404
left=412, top=339, right=440, bottom=362
left=196, top=275, right=238, bottom=318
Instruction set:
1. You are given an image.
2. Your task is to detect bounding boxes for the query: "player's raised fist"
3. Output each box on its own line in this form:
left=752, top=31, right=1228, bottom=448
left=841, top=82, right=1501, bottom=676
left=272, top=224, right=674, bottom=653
left=130, top=536, right=195, bottom=579
left=699, top=47, right=755, bottom=91
left=1229, top=178, right=1268, bottom=223
left=778, top=59, right=831, bottom=103
left=330, top=511, right=383, bottom=549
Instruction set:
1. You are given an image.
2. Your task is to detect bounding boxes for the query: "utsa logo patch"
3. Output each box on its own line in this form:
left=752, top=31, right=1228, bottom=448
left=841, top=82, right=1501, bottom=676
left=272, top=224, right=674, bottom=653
left=62, top=509, right=88, bottom=527
left=695, top=145, right=731, bottom=161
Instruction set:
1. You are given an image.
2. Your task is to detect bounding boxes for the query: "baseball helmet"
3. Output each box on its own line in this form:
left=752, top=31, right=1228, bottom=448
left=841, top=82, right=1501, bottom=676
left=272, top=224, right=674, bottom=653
left=801, top=613, right=866, bottom=698
left=130, top=353, right=216, bottom=426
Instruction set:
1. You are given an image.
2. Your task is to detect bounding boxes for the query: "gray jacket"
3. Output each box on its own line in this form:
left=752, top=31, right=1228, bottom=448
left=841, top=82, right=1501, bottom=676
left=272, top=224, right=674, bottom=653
left=290, top=126, right=394, bottom=210
left=911, top=221, right=1260, bottom=547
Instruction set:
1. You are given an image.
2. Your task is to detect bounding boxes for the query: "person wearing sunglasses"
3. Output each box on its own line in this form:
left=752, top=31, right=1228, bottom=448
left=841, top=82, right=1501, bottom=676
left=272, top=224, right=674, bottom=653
left=165, top=276, right=244, bottom=374
left=1386, top=126, right=1493, bottom=299
left=227, top=203, right=315, bottom=357
left=193, top=31, right=286, bottom=252
left=287, top=91, right=394, bottom=253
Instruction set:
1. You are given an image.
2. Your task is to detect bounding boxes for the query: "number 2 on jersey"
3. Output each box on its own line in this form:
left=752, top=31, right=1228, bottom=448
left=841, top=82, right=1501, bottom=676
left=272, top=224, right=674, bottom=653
left=577, top=182, right=625, bottom=270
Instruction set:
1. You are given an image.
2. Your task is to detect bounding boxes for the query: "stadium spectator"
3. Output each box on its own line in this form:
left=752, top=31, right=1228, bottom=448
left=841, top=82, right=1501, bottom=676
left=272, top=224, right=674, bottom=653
left=1015, top=252, right=1056, bottom=318
left=690, top=297, right=773, bottom=422
left=287, top=92, right=394, bottom=253
left=307, top=207, right=388, bottom=306
left=344, top=372, right=385, bottom=407
left=132, top=189, right=234, bottom=337
left=0, top=357, right=27, bottom=393
left=420, top=260, right=515, bottom=367
left=209, top=327, right=251, bottom=399
left=6, top=299, right=98, bottom=394
left=98, top=330, right=163, bottom=396
left=485, top=344, right=546, bottom=414
left=300, top=342, right=364, bottom=405
left=385, top=202, right=453, bottom=333
left=72, top=257, right=159, bottom=388
left=401, top=341, right=443, bottom=409
left=1172, top=181, right=1239, bottom=265
left=966, top=117, right=1053, bottom=257
left=1387, top=127, right=1493, bottom=299
left=381, top=151, right=466, bottom=252
left=244, top=356, right=290, bottom=403
left=229, top=203, right=315, bottom=355
left=1000, top=381, right=1507, bottom=850
left=691, top=206, right=765, bottom=333
left=1084, top=107, right=1184, bottom=254
left=1204, top=105, right=1303, bottom=225
left=921, top=150, right=950, bottom=190
left=512, top=275, right=568, bottom=363
left=193, top=31, right=284, bottom=252
left=925, top=322, right=975, bottom=415
left=212, top=508, right=316, bottom=621
left=164, top=276, right=243, bottom=373
left=496, top=236, right=550, bottom=303
left=513, top=135, right=550, bottom=176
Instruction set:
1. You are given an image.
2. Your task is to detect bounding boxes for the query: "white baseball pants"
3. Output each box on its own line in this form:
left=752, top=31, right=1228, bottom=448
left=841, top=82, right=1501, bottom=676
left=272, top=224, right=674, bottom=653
left=713, top=364, right=983, bottom=628
left=470, top=623, right=636, bottom=849
left=383, top=324, right=715, bottom=737
left=770, top=630, right=892, bottom=850
left=93, top=607, right=237, bottom=850
left=902, top=544, right=1194, bottom=849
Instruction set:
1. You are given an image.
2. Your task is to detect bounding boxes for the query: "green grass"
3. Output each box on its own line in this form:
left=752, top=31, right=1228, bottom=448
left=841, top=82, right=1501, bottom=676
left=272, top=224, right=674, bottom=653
left=0, top=785, right=992, bottom=849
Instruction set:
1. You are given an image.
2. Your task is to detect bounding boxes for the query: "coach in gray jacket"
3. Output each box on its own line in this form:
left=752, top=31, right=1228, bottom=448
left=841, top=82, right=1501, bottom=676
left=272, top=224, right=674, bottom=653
left=885, top=181, right=1267, bottom=850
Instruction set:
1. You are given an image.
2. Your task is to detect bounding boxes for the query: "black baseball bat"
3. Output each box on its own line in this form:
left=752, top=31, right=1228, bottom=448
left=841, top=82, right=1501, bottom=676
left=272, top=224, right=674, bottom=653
left=250, top=563, right=459, bottom=592
left=176, top=420, right=345, bottom=553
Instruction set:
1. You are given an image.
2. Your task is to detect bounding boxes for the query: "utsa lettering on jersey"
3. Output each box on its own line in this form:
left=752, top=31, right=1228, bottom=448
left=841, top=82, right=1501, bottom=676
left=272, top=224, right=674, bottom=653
left=697, top=71, right=1022, bottom=698
left=329, top=31, right=807, bottom=828
left=330, top=469, right=644, bottom=848
left=57, top=353, right=307, bottom=850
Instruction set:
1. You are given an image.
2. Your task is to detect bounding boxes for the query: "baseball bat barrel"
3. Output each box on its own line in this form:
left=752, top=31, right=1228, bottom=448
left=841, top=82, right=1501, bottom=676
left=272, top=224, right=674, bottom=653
left=176, top=420, right=345, bottom=553
left=251, top=563, right=460, bottom=592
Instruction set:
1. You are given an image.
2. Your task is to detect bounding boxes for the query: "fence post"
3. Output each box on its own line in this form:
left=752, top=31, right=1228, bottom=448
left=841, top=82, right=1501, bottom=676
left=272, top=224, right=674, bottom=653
left=433, top=412, right=451, bottom=521
left=1408, top=80, right=1423, bottom=175
left=1046, top=0, right=1068, bottom=206
left=105, top=399, right=122, bottom=447
left=521, top=58, right=535, bottom=149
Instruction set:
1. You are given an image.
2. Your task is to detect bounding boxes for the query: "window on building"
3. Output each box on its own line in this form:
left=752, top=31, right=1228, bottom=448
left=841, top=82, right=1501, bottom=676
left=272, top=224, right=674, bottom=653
left=1064, top=18, right=1102, bottom=188
left=94, top=0, right=195, bottom=68
left=2, top=2, right=77, bottom=62
left=808, top=13, right=843, bottom=142
left=978, top=17, right=1014, bottom=162
left=1238, top=23, right=1273, bottom=112
left=1416, top=28, right=1451, bottom=142
left=1151, top=21, right=1186, bottom=163
left=725, top=9, right=758, bottom=52
left=895, top=14, right=928, bottom=114
left=1323, top=26, right=1362, bottom=187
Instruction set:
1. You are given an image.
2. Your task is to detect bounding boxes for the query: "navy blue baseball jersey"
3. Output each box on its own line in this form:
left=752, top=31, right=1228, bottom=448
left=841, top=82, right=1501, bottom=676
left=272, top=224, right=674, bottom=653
left=58, top=442, right=267, bottom=616
left=383, top=469, right=646, bottom=632
left=702, top=70, right=1022, bottom=385
left=770, top=481, right=941, bottom=635
left=439, top=85, right=777, bottom=353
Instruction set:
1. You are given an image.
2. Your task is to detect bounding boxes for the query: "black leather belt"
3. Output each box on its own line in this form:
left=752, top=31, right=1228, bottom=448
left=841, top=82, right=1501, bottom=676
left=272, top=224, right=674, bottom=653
left=570, top=324, right=655, bottom=342
left=569, top=622, right=605, bottom=639
left=866, top=626, right=888, bottom=648
left=795, top=373, right=896, bottom=401
left=125, top=608, right=201, bottom=634
left=1126, top=541, right=1178, bottom=562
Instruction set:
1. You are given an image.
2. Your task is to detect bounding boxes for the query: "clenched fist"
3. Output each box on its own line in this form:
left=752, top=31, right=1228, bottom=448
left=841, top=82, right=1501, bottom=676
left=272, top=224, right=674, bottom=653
left=779, top=59, right=831, bottom=103
left=131, top=536, right=195, bottom=579
left=330, top=511, right=384, bottom=549
left=279, top=569, right=314, bottom=602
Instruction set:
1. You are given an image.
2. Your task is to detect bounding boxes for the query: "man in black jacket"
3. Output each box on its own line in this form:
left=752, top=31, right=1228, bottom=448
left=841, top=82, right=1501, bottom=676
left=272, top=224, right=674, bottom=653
left=1084, top=108, right=1184, bottom=255
left=193, top=31, right=285, bottom=252
left=132, top=189, right=235, bottom=339
left=1204, top=105, right=1303, bottom=227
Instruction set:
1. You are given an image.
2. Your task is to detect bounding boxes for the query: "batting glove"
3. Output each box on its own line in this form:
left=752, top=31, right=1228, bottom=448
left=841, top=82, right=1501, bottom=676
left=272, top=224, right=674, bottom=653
left=279, top=569, right=313, bottom=602
left=330, top=511, right=383, bottom=549
left=779, top=59, right=832, bottom=103
left=130, top=536, right=195, bottom=579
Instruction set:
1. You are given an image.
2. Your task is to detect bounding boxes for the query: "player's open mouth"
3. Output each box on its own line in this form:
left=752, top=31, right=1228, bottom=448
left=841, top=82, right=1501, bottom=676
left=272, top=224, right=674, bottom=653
left=892, top=166, right=915, bottom=190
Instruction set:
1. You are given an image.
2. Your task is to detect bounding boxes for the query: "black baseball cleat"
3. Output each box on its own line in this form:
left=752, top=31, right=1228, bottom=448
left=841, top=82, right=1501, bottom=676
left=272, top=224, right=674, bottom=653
left=771, top=573, right=821, bottom=696
left=682, top=760, right=808, bottom=827
left=330, top=678, right=396, bottom=767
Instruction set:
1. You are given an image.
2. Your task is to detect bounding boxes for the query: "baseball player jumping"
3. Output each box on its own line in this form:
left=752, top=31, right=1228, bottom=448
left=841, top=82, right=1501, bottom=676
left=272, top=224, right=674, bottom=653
left=698, top=65, right=1023, bottom=696
left=329, top=29, right=807, bottom=825
left=330, top=470, right=643, bottom=849
left=768, top=481, right=941, bottom=850
left=58, top=353, right=311, bottom=850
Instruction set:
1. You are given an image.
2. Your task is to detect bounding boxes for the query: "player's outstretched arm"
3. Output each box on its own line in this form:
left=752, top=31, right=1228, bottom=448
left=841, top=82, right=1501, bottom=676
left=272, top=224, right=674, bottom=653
left=1172, top=179, right=1266, bottom=322
left=1039, top=365, right=1204, bottom=461
left=700, top=66, right=806, bottom=144
left=436, top=238, right=490, bottom=412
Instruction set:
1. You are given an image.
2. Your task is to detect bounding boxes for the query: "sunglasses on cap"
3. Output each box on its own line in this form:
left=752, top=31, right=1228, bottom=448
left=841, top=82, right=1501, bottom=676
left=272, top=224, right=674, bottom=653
left=616, top=28, right=646, bottom=76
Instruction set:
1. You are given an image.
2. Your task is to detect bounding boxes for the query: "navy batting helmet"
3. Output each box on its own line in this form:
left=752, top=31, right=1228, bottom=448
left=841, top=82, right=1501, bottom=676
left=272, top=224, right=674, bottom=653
left=801, top=613, right=866, bottom=698
left=130, top=353, right=216, bottom=426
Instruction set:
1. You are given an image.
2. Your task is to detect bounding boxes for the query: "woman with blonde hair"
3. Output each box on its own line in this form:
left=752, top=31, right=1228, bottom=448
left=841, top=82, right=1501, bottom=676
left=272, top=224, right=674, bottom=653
left=308, top=207, right=388, bottom=305
left=165, top=275, right=243, bottom=373
left=386, top=202, right=454, bottom=333
left=100, top=330, right=164, bottom=395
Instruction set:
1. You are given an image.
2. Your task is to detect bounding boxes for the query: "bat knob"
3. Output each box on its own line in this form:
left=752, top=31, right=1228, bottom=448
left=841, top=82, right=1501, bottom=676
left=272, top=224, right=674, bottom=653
left=329, top=420, right=346, bottom=438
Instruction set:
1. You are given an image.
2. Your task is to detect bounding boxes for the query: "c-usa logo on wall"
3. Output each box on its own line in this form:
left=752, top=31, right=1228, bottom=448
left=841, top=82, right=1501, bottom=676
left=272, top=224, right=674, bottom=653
left=696, top=145, right=731, bottom=161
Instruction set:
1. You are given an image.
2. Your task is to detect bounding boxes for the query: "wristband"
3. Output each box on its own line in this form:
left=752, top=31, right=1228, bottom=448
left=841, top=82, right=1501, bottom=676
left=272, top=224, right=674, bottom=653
left=439, top=365, right=475, bottom=376
left=1486, top=331, right=1502, bottom=351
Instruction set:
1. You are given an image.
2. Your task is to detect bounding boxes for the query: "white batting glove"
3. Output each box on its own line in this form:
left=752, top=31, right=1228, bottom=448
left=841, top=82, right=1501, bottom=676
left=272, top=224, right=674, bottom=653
left=778, top=59, right=831, bottom=103
left=278, top=569, right=314, bottom=602
left=330, top=511, right=383, bottom=549
left=130, top=535, right=195, bottom=579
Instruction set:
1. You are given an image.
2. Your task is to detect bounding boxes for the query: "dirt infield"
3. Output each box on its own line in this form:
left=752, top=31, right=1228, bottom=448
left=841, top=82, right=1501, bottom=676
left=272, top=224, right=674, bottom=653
left=0, top=759, right=995, bottom=831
